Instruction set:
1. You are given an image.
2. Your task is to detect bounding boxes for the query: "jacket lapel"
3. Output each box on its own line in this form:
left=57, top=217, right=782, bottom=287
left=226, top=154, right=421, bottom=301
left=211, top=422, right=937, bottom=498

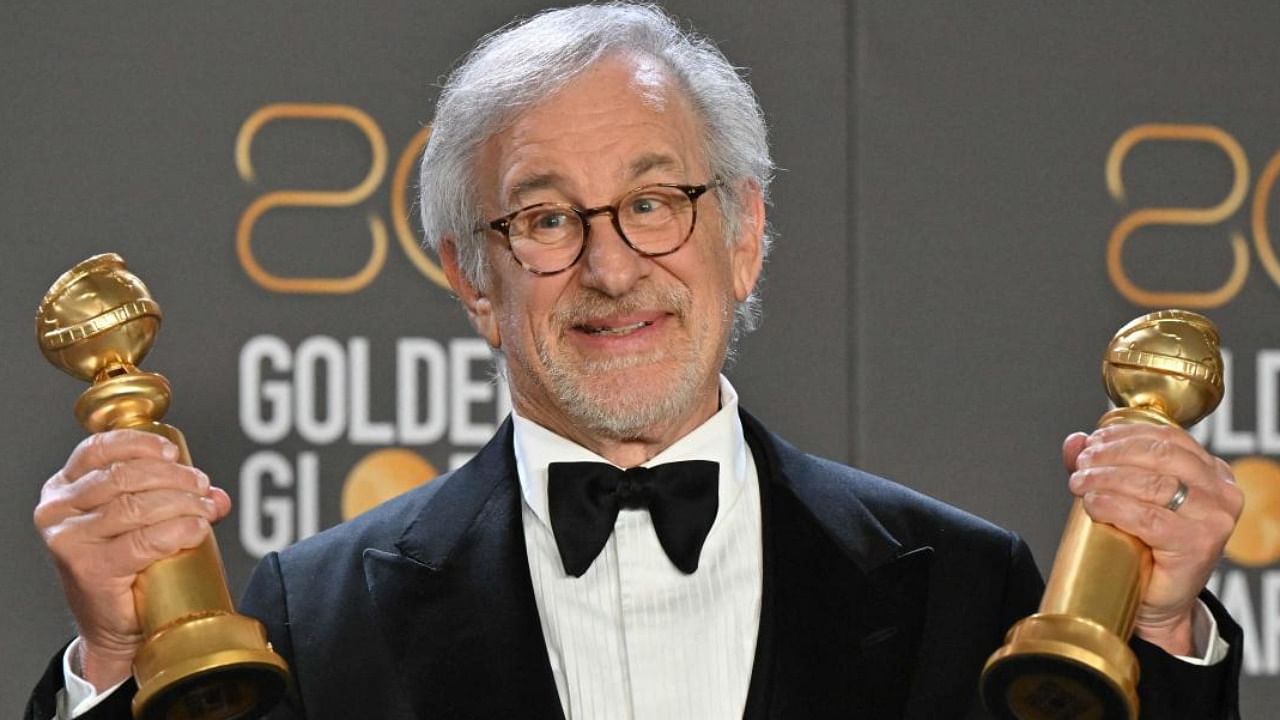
left=740, top=411, right=934, bottom=720
left=361, top=420, right=564, bottom=720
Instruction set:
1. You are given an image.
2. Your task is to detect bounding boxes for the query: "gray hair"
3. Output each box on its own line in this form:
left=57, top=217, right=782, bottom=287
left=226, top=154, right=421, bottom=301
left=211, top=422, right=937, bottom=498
left=418, top=2, right=774, bottom=338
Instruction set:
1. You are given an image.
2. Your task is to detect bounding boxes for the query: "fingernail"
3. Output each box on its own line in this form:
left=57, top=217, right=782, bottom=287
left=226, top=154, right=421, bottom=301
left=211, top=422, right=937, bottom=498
left=163, top=442, right=180, bottom=461
left=195, top=471, right=210, bottom=493
left=202, top=497, right=218, bottom=518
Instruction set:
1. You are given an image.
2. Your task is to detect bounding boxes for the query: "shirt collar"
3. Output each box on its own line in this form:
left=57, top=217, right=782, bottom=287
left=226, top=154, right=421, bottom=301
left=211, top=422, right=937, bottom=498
left=512, top=375, right=748, bottom=529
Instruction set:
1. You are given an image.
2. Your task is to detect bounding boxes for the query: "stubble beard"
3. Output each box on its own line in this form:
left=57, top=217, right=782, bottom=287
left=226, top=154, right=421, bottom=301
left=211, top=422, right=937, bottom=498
left=536, top=286, right=732, bottom=441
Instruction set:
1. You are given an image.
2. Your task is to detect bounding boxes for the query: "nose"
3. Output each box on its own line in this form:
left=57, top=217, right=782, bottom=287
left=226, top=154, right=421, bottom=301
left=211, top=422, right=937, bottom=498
left=577, top=212, right=649, bottom=296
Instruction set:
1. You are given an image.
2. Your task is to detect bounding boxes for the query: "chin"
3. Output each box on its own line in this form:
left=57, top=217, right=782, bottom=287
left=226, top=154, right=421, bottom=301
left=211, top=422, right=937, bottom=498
left=552, top=360, right=708, bottom=441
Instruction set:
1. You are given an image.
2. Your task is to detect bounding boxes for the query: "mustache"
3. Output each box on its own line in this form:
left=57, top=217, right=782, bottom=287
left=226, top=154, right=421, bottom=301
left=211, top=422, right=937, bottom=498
left=553, top=285, right=691, bottom=328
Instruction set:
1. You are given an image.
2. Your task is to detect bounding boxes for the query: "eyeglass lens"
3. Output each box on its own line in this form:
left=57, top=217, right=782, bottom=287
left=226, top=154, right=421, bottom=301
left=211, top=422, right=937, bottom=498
left=508, top=185, right=696, bottom=273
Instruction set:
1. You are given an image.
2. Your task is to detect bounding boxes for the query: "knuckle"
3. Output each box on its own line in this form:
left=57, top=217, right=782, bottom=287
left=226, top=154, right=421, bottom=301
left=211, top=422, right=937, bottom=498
left=129, top=528, right=161, bottom=559
left=105, top=461, right=131, bottom=492
left=117, top=492, right=146, bottom=524
left=1212, top=512, right=1237, bottom=541
left=1149, top=438, right=1174, bottom=463
left=1140, top=504, right=1165, bottom=533
left=1139, top=474, right=1166, bottom=503
left=171, top=516, right=209, bottom=550
left=44, top=525, right=76, bottom=559
left=1224, top=484, right=1245, bottom=519
left=32, top=502, right=55, bottom=530
left=84, top=432, right=111, bottom=464
left=1217, top=458, right=1236, bottom=483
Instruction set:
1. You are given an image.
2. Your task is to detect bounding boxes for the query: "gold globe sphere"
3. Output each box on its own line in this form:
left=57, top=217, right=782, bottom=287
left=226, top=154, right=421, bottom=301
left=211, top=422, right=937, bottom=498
left=1101, top=309, right=1223, bottom=428
left=35, top=253, right=162, bottom=382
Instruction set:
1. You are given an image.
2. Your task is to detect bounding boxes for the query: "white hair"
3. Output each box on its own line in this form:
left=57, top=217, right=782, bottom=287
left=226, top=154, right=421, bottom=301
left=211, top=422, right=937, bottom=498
left=418, top=2, right=774, bottom=338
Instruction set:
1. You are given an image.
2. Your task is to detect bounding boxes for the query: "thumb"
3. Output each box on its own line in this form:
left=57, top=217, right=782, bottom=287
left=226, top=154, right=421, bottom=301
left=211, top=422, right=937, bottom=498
left=1062, top=432, right=1089, bottom=473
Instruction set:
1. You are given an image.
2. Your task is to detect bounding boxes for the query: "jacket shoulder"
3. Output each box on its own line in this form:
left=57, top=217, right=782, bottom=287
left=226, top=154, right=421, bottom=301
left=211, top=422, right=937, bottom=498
left=749, top=412, right=1018, bottom=552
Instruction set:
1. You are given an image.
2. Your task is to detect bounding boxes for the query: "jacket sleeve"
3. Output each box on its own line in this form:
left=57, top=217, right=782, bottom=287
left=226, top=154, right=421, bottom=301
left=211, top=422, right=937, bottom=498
left=238, top=550, right=305, bottom=719
left=23, top=642, right=135, bottom=720
left=1133, top=590, right=1242, bottom=720
left=25, top=551, right=304, bottom=720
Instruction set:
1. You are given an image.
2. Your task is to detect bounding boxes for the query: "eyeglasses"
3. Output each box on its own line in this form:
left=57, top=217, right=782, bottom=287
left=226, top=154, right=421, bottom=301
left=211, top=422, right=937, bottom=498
left=479, top=179, right=723, bottom=275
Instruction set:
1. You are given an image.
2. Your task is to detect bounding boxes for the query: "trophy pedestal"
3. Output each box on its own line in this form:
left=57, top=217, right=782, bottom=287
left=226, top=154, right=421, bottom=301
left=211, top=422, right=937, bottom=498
left=982, top=613, right=1137, bottom=720
left=132, top=608, right=287, bottom=720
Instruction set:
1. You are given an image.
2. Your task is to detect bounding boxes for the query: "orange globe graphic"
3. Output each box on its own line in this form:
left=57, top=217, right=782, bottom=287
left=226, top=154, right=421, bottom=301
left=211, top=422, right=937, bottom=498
left=341, top=448, right=438, bottom=520
left=1224, top=456, right=1280, bottom=567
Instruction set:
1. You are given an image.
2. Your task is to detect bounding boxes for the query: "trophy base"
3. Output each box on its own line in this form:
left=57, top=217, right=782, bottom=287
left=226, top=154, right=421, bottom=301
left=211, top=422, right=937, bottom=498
left=981, top=613, right=1138, bottom=720
left=132, top=612, right=288, bottom=720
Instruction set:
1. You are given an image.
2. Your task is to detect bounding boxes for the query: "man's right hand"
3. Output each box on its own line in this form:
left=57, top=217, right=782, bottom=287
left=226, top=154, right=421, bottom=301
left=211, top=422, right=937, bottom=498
left=33, top=429, right=231, bottom=692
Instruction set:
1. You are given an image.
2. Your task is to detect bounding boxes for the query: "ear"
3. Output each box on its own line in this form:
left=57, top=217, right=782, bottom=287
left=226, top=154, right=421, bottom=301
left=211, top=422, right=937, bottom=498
left=728, top=179, right=766, bottom=303
left=440, top=236, right=501, bottom=349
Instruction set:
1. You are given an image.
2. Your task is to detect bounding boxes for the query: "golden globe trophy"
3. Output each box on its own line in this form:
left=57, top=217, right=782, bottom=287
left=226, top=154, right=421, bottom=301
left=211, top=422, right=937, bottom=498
left=36, top=254, right=288, bottom=720
left=980, top=310, right=1223, bottom=720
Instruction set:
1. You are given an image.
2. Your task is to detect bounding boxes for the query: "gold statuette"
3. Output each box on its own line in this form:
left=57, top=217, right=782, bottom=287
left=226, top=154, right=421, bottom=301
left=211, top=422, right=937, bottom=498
left=980, top=310, right=1223, bottom=720
left=37, top=254, right=288, bottom=720
left=983, top=310, right=1223, bottom=717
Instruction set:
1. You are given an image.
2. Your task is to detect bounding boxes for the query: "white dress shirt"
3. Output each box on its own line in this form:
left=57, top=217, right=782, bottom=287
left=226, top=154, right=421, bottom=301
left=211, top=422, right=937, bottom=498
left=513, top=376, right=762, bottom=720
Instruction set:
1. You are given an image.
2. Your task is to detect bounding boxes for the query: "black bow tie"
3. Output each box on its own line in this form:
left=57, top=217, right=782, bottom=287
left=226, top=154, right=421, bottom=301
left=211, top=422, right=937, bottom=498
left=547, top=460, right=719, bottom=577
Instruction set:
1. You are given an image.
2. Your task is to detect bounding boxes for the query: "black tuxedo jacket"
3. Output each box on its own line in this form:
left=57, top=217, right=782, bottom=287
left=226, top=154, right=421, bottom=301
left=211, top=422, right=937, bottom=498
left=28, top=411, right=1241, bottom=719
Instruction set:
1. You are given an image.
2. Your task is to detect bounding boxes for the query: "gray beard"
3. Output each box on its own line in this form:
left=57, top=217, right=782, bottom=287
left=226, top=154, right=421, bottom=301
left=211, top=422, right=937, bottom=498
left=534, top=287, right=732, bottom=441
left=539, top=336, right=706, bottom=440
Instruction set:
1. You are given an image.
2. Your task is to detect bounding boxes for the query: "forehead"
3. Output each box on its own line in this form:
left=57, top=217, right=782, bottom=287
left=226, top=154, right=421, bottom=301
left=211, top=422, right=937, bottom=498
left=478, top=53, right=707, bottom=204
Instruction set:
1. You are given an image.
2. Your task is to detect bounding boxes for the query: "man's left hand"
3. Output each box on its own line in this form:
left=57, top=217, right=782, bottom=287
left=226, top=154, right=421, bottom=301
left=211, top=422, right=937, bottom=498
left=1063, top=423, right=1244, bottom=656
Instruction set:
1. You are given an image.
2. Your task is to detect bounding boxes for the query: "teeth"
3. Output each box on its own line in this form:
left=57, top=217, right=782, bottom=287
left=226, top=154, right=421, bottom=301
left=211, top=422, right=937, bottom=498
left=585, top=321, right=651, bottom=335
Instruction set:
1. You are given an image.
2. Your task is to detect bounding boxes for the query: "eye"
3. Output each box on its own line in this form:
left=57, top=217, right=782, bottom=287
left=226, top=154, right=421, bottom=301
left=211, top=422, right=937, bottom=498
left=629, top=195, right=668, bottom=214
left=520, top=207, right=575, bottom=235
left=534, top=212, right=569, bottom=230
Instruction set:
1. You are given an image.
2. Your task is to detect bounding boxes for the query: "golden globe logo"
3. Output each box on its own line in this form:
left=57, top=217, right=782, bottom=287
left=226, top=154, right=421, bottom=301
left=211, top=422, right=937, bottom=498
left=341, top=448, right=438, bottom=520
left=1224, top=457, right=1280, bottom=567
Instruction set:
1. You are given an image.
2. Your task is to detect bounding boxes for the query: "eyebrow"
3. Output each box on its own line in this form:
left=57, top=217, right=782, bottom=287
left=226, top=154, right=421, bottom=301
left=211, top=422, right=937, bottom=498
left=504, top=153, right=686, bottom=208
left=506, top=172, right=565, bottom=208
left=627, top=152, right=683, bottom=180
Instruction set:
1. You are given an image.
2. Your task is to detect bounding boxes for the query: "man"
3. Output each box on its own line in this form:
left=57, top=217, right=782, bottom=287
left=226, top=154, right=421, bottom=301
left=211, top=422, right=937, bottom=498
left=28, top=4, right=1243, bottom=719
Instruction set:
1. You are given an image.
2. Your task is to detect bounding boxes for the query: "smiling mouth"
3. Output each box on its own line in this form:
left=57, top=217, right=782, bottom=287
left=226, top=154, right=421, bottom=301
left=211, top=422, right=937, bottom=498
left=578, top=320, right=654, bottom=336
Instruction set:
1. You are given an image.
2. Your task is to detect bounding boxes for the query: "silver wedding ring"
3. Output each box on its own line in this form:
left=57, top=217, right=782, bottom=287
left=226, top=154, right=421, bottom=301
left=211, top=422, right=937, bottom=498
left=1165, top=480, right=1190, bottom=513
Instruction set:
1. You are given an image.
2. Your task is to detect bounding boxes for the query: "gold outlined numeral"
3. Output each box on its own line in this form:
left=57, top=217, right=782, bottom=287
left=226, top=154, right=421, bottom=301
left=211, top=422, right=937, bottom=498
left=1106, top=124, right=1249, bottom=308
left=235, top=103, right=389, bottom=294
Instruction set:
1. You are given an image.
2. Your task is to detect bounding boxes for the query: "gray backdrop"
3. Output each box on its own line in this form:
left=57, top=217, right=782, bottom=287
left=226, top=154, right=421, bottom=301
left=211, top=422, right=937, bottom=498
left=2, top=1, right=1277, bottom=716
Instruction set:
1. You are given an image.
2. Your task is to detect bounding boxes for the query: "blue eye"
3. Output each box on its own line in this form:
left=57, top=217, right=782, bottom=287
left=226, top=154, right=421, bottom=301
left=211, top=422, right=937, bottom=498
left=535, top=212, right=568, bottom=229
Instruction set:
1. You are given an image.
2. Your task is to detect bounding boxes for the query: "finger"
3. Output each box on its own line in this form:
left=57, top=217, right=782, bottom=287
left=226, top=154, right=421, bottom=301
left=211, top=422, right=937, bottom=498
left=207, top=486, right=232, bottom=523
left=1070, top=467, right=1201, bottom=515
left=36, top=460, right=211, bottom=532
left=1080, top=491, right=1193, bottom=552
left=72, top=488, right=219, bottom=539
left=1087, top=423, right=1213, bottom=466
left=98, top=515, right=213, bottom=577
left=65, top=459, right=210, bottom=513
left=1062, top=432, right=1089, bottom=472
left=1214, top=456, right=1236, bottom=485
left=1076, top=432, right=1215, bottom=492
left=62, top=430, right=180, bottom=483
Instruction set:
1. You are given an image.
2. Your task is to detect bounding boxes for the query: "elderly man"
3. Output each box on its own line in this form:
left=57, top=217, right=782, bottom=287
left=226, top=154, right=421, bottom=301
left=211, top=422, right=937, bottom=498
left=28, top=4, right=1241, bottom=719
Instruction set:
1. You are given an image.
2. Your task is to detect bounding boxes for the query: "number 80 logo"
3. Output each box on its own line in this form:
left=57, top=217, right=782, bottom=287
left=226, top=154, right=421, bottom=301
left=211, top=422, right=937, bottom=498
left=234, top=103, right=446, bottom=294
